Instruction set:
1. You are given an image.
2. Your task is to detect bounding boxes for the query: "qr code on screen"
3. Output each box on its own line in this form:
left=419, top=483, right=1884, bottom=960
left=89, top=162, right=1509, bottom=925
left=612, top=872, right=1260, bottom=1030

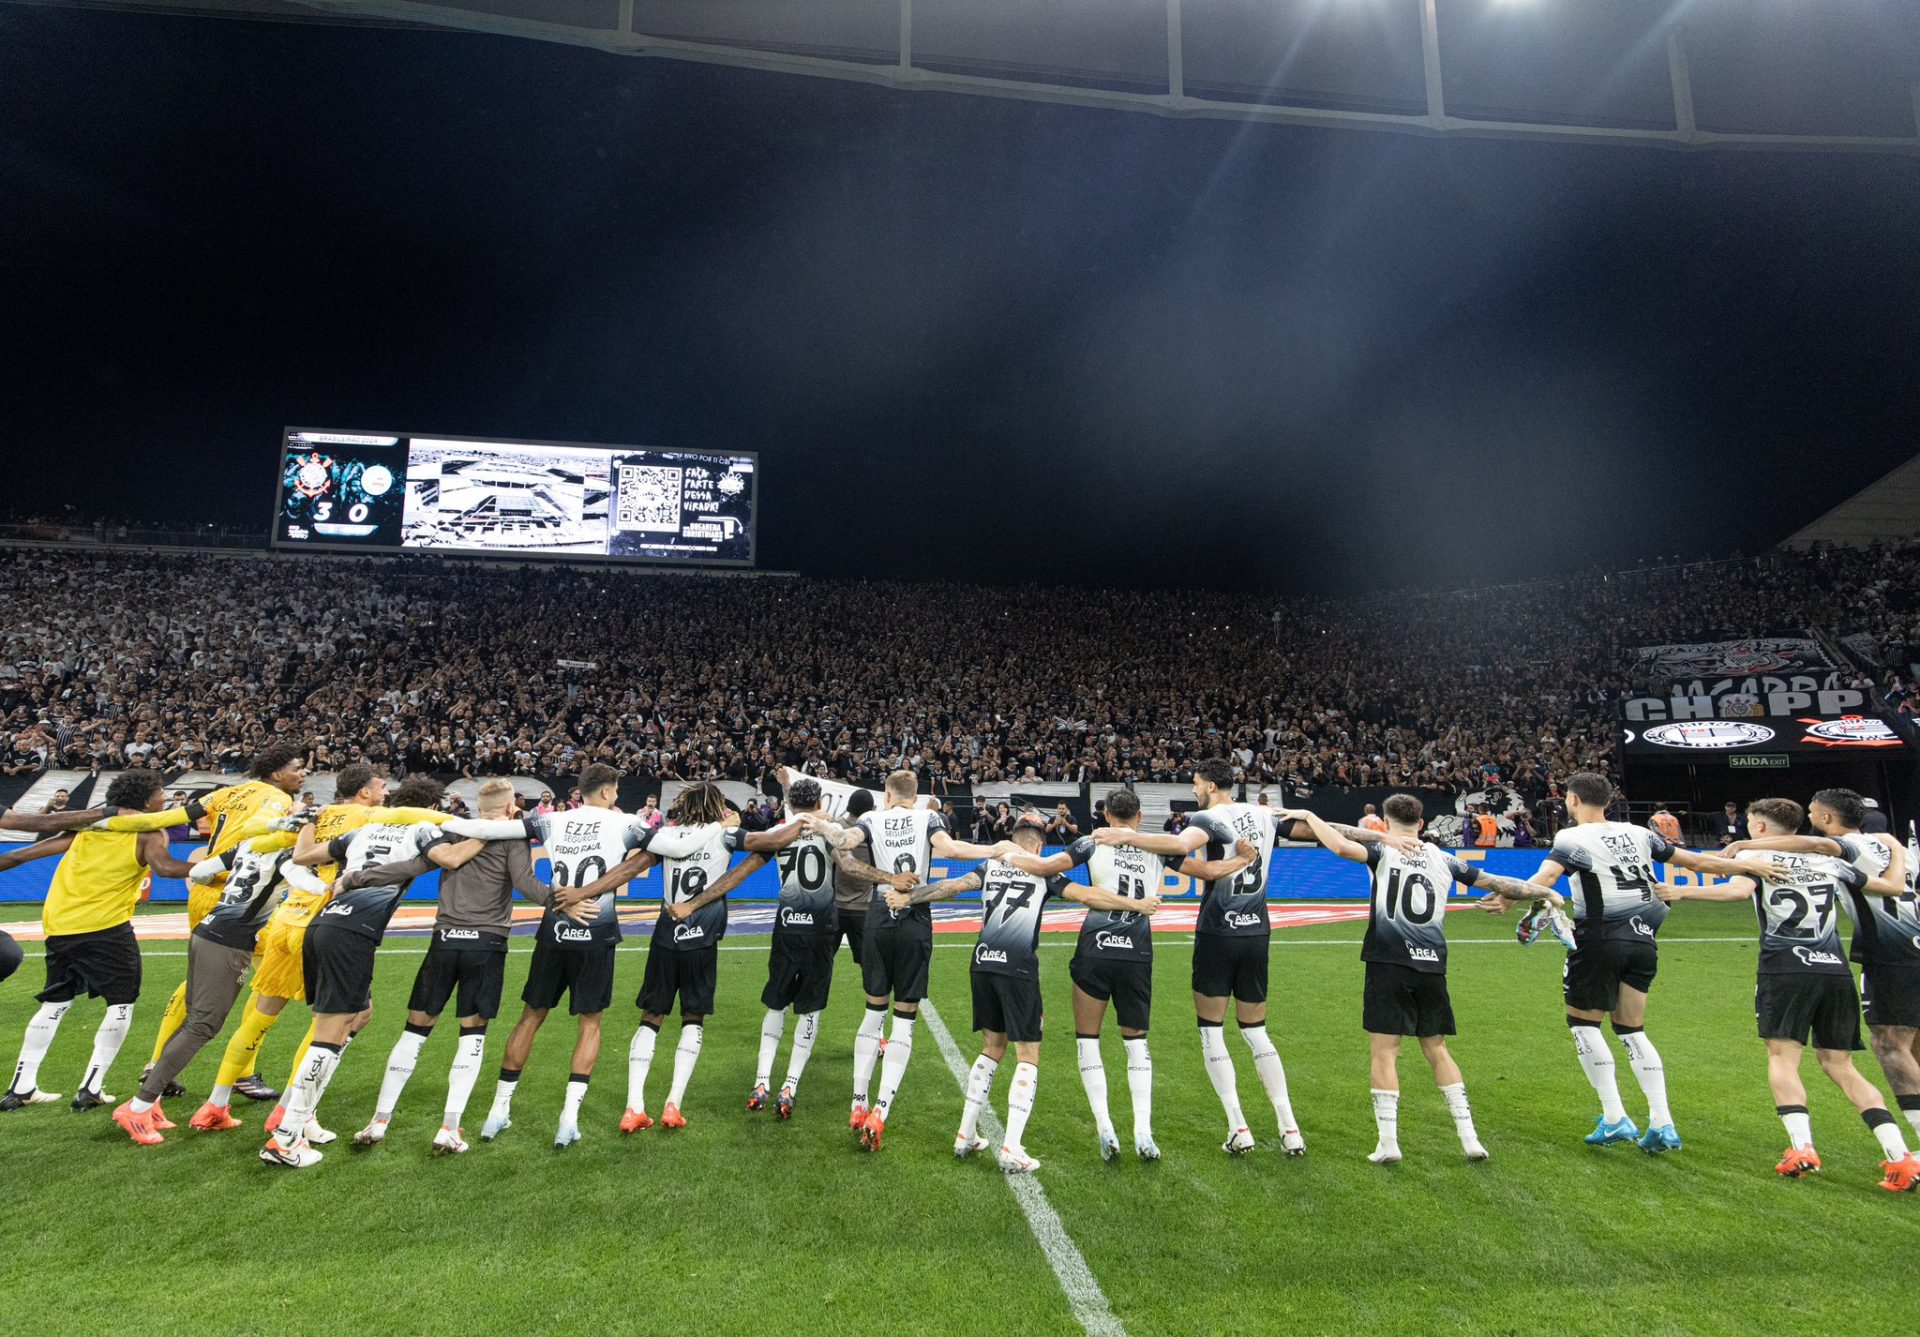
left=615, top=464, right=683, bottom=534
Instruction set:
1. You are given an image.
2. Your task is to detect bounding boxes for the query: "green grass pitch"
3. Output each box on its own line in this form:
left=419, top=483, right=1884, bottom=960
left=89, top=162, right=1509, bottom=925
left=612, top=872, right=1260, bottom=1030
left=0, top=901, right=1914, bottom=1335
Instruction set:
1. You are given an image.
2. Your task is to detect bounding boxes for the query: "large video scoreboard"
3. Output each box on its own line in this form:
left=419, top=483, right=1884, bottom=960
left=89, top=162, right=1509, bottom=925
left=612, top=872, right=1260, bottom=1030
left=272, top=429, right=758, bottom=567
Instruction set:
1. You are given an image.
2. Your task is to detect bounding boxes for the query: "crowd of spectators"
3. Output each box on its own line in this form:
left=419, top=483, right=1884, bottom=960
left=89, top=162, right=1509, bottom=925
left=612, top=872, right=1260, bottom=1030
left=1, top=539, right=1916, bottom=801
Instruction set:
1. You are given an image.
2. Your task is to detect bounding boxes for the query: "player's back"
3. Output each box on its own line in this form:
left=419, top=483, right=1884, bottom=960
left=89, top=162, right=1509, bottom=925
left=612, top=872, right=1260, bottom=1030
left=527, top=806, right=647, bottom=941
left=1751, top=853, right=1854, bottom=973
left=1831, top=832, right=1920, bottom=967
left=1549, top=821, right=1670, bottom=938
left=1362, top=843, right=1460, bottom=971
left=860, top=805, right=949, bottom=927
left=1188, top=801, right=1277, bottom=936
left=975, top=860, right=1068, bottom=979
left=44, top=829, right=149, bottom=936
left=204, top=780, right=295, bottom=860
left=773, top=830, right=837, bottom=933
left=652, top=821, right=744, bottom=948
left=319, top=820, right=444, bottom=937
left=197, top=841, right=290, bottom=947
left=1078, top=839, right=1166, bottom=959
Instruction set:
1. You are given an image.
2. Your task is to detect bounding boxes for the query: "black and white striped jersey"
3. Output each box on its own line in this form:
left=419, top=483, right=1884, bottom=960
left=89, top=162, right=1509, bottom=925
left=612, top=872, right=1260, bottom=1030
left=1547, top=822, right=1674, bottom=942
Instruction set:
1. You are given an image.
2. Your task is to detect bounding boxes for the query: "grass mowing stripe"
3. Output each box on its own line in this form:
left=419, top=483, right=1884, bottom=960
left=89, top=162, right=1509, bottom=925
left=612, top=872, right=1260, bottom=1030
left=919, top=998, right=1127, bottom=1337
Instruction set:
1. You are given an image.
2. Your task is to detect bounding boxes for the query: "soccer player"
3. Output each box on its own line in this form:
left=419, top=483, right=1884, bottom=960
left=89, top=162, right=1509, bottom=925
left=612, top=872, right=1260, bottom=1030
left=1502, top=769, right=1767, bottom=1152
left=894, top=810, right=1156, bottom=1171
left=262, top=779, right=466, bottom=1168
left=1480, top=771, right=1697, bottom=1152
left=111, top=832, right=328, bottom=1144
left=1664, top=801, right=1920, bottom=1191
left=1725, top=788, right=1920, bottom=1140
left=748, top=777, right=841, bottom=1119
left=802, top=769, right=1012, bottom=1151
left=995, top=787, right=1254, bottom=1160
left=831, top=788, right=877, bottom=970
left=142, top=741, right=308, bottom=1102
left=0, top=770, right=199, bottom=1113
left=341, top=779, right=625, bottom=1153
left=238, top=772, right=455, bottom=1139
left=1097, top=758, right=1411, bottom=1156
left=624, top=782, right=805, bottom=1133
left=1284, top=799, right=1552, bottom=1164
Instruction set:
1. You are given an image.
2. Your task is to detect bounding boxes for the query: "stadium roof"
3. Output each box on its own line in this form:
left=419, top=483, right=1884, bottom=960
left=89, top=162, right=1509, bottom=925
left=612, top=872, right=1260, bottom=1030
left=15, top=0, right=1920, bottom=154
left=1784, top=452, right=1920, bottom=549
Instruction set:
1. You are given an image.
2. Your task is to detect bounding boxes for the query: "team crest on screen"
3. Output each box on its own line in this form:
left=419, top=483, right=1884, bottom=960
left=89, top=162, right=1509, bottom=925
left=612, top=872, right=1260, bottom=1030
left=1642, top=721, right=1775, bottom=750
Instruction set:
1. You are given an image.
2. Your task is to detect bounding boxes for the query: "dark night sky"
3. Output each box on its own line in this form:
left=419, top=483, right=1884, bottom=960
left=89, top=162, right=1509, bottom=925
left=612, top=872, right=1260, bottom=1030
left=3, top=7, right=1918, bottom=594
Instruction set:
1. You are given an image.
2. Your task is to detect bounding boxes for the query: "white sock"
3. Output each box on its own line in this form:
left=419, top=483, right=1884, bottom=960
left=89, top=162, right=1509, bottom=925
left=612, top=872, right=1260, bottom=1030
left=1440, top=1081, right=1482, bottom=1149
left=274, top=1043, right=340, bottom=1146
left=782, top=1011, right=820, bottom=1094
left=959, top=1054, right=998, bottom=1139
left=852, top=1005, right=886, bottom=1109
left=872, top=1012, right=914, bottom=1118
left=1619, top=1030, right=1671, bottom=1127
left=130, top=1095, right=156, bottom=1114
left=1370, top=1088, right=1400, bottom=1154
left=1198, top=1024, right=1247, bottom=1132
left=10, top=1000, right=71, bottom=1094
left=1239, top=1023, right=1297, bottom=1134
left=666, top=1023, right=704, bottom=1108
left=1004, top=1062, right=1038, bottom=1151
left=1904, top=1106, right=1920, bottom=1140
left=210, top=1083, right=233, bottom=1107
left=1868, top=1112, right=1909, bottom=1159
left=561, top=1075, right=588, bottom=1121
left=1076, top=1036, right=1114, bottom=1137
left=626, top=1023, right=658, bottom=1112
left=1123, top=1037, right=1152, bottom=1140
left=1779, top=1106, right=1813, bottom=1150
left=375, top=1028, right=429, bottom=1121
left=1570, top=1022, right=1627, bottom=1122
left=444, top=1030, right=485, bottom=1127
left=78, top=1003, right=134, bottom=1097
left=489, top=1071, right=520, bottom=1119
left=755, top=1010, right=785, bottom=1090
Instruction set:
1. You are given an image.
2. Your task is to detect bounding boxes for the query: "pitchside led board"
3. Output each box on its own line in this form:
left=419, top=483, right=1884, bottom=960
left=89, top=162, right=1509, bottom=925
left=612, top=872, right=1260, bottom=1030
left=272, top=430, right=757, bottom=566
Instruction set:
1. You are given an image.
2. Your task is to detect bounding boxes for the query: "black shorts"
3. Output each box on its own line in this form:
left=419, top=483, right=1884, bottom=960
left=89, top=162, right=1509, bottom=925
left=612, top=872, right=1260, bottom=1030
left=302, top=923, right=376, bottom=1016
left=1861, top=963, right=1920, bottom=1029
left=862, top=927, right=932, bottom=1004
left=409, top=947, right=506, bottom=1021
left=838, top=910, right=867, bottom=966
left=763, top=933, right=837, bottom=1014
left=521, top=942, right=616, bottom=1017
left=38, top=923, right=141, bottom=1006
left=1069, top=954, right=1153, bottom=1032
left=971, top=970, right=1044, bottom=1043
left=1362, top=962, right=1456, bottom=1037
left=638, top=945, right=718, bottom=1017
left=1563, top=935, right=1658, bottom=1012
left=1192, top=933, right=1268, bottom=1004
left=1756, top=971, right=1862, bottom=1051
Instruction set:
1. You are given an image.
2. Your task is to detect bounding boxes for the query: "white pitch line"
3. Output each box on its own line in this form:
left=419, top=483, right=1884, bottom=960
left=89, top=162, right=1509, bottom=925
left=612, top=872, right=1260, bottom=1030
left=918, top=998, right=1127, bottom=1337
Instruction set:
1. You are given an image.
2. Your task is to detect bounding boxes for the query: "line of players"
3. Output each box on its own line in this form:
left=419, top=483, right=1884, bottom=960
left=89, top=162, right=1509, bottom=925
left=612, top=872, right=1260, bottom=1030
left=2, top=752, right=1918, bottom=1190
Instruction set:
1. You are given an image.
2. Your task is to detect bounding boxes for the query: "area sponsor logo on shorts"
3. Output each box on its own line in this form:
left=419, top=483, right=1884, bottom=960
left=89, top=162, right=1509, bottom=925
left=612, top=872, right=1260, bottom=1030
left=320, top=902, right=353, bottom=917
left=975, top=945, right=1009, bottom=965
left=1792, top=946, right=1844, bottom=968
left=1641, top=721, right=1776, bottom=750
left=552, top=922, right=594, bottom=944
left=673, top=921, right=706, bottom=944
left=441, top=928, right=479, bottom=941
left=1407, top=946, right=1440, bottom=963
left=1224, top=910, right=1264, bottom=930
left=1630, top=917, right=1656, bottom=938
left=1093, top=931, right=1132, bottom=952
left=782, top=910, right=815, bottom=927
